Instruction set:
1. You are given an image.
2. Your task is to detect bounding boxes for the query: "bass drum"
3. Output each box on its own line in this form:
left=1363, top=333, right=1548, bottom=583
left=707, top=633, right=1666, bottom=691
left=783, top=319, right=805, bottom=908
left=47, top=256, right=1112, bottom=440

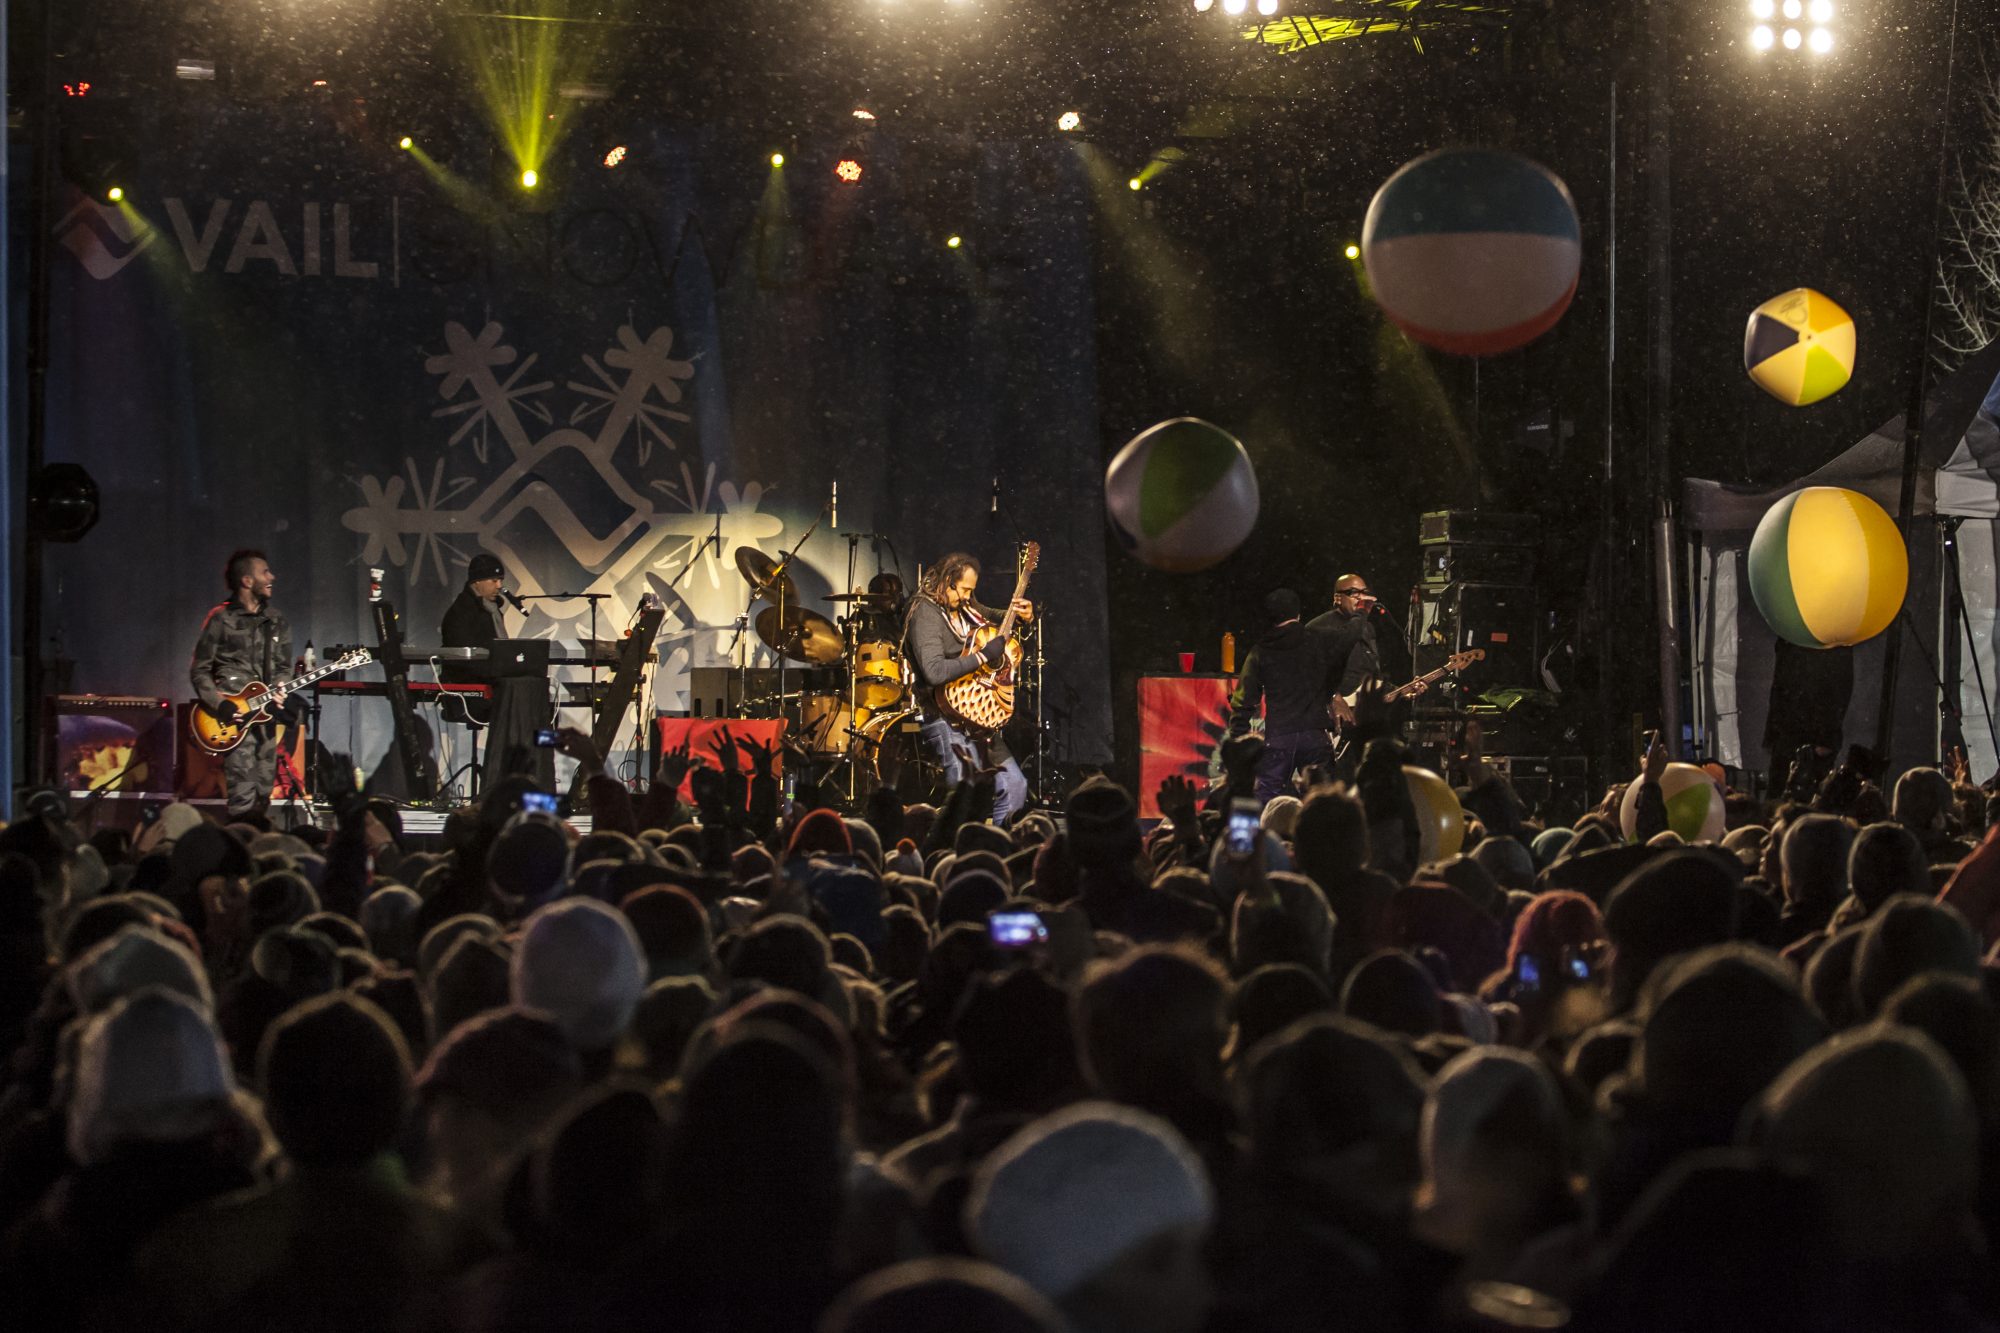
left=866, top=707, right=943, bottom=802
left=854, top=641, right=908, bottom=713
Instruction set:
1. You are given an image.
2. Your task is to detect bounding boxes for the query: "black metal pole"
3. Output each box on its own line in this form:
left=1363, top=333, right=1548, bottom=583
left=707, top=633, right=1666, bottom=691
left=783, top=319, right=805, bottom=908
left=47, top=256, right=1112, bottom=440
left=1876, top=0, right=1962, bottom=763
left=19, top=0, right=60, bottom=790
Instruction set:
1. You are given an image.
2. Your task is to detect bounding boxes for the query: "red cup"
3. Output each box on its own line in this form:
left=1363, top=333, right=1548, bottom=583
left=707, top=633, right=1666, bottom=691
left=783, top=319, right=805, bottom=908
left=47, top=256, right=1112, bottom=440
left=1178, top=652, right=1195, bottom=674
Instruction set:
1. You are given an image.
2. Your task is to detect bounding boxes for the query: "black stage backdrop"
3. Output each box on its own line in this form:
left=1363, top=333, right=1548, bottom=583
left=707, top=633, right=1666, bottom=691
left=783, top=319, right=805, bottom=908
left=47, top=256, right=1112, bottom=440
left=40, top=111, right=1113, bottom=782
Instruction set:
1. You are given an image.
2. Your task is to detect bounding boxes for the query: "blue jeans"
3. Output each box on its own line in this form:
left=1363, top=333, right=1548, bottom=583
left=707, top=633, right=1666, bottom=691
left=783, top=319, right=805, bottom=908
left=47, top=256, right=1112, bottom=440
left=1254, top=728, right=1335, bottom=805
left=922, top=716, right=1028, bottom=826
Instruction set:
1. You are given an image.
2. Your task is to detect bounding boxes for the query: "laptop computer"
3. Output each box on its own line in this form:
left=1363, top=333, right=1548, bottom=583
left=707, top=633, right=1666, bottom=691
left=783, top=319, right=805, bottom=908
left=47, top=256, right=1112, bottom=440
left=488, top=638, right=551, bottom=679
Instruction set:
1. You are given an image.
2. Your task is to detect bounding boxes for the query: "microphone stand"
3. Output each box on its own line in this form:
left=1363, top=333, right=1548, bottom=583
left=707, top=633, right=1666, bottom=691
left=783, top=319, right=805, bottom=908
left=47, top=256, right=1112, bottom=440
left=517, top=591, right=613, bottom=731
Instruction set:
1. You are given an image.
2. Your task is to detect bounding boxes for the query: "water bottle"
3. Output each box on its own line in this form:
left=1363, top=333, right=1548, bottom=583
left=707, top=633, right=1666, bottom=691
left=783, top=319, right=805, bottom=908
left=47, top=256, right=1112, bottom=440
left=1220, top=631, right=1236, bottom=676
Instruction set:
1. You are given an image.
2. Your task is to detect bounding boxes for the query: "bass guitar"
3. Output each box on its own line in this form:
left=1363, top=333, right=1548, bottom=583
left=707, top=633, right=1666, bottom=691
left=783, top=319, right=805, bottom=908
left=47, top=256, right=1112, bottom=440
left=936, top=541, right=1040, bottom=733
left=1332, top=649, right=1485, bottom=734
left=189, top=649, right=373, bottom=755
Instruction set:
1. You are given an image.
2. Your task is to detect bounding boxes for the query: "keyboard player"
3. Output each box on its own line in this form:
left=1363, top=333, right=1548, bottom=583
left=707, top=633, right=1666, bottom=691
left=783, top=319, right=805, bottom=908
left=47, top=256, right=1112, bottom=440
left=441, top=553, right=553, bottom=792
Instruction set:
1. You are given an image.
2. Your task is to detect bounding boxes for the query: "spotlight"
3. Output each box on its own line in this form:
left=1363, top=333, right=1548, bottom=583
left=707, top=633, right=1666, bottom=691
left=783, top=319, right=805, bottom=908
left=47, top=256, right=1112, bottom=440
left=1751, top=24, right=1775, bottom=47
left=174, top=57, right=216, bottom=81
left=1750, top=0, right=1773, bottom=15
left=946, top=234, right=963, bottom=249
left=1128, top=177, right=1143, bottom=191
left=835, top=159, right=864, bottom=182
left=603, top=145, right=628, bottom=168
left=398, top=135, right=414, bottom=150
left=1256, top=0, right=1278, bottom=14
left=1057, top=110, right=1082, bottom=132
left=770, top=152, right=785, bottom=167
left=1782, top=26, right=1802, bottom=47
left=1808, top=26, right=1833, bottom=51
left=1344, top=243, right=1360, bottom=259
left=1781, top=0, right=1801, bottom=16
left=1222, top=0, right=1246, bottom=12
left=1193, top=0, right=1214, bottom=9
left=852, top=108, right=876, bottom=121
left=520, top=168, right=539, bottom=189
left=1807, top=0, right=1832, bottom=19
left=106, top=186, right=124, bottom=203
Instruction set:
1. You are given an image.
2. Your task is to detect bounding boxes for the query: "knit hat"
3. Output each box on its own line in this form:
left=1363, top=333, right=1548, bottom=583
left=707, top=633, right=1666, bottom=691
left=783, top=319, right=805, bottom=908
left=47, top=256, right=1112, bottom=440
left=249, top=925, right=341, bottom=996
left=967, top=1101, right=1215, bottom=1302
left=843, top=819, right=884, bottom=872
left=787, top=809, right=853, bottom=862
left=727, top=914, right=833, bottom=998
left=359, top=886, right=423, bottom=968
left=416, top=1005, right=583, bottom=1118
left=808, top=863, right=888, bottom=952
left=1530, top=827, right=1575, bottom=870
left=418, top=913, right=504, bottom=981
left=245, top=871, right=320, bottom=938
left=1751, top=1024, right=1978, bottom=1260
left=1851, top=895, right=1980, bottom=1019
left=259, top=993, right=411, bottom=1166
left=170, top=823, right=250, bottom=885
left=467, top=552, right=505, bottom=582
left=488, top=814, right=573, bottom=909
left=822, top=1257, right=1064, bottom=1333
left=1231, top=964, right=1334, bottom=1060
left=431, top=933, right=514, bottom=1042
left=955, top=822, right=1014, bottom=860
left=1065, top=779, right=1142, bottom=869
left=512, top=898, right=647, bottom=1051
left=938, top=871, right=1010, bottom=929
left=1634, top=943, right=1827, bottom=1116
left=153, top=802, right=207, bottom=846
left=1420, top=1047, right=1567, bottom=1216
left=1602, top=850, right=1742, bottom=1006
left=1341, top=949, right=1442, bottom=1037
left=67, top=988, right=235, bottom=1164
left=1259, top=796, right=1303, bottom=842
left=1264, top=588, right=1302, bottom=624
left=67, top=925, right=212, bottom=1015
left=1471, top=837, right=1537, bottom=893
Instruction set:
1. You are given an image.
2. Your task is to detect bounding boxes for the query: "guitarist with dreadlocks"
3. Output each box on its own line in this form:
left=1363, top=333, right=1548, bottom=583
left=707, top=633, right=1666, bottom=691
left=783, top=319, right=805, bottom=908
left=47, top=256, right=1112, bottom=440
left=905, top=550, right=1036, bottom=826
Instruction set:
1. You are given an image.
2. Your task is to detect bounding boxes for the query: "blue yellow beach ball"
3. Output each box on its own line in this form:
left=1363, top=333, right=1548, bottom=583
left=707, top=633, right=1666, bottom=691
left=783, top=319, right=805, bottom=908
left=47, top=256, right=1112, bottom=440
left=1361, top=148, right=1582, bottom=357
left=1403, top=765, right=1466, bottom=863
left=1748, top=486, right=1907, bottom=649
left=1744, top=288, right=1856, bottom=406
left=1619, top=763, right=1726, bottom=844
left=1105, top=418, right=1260, bottom=572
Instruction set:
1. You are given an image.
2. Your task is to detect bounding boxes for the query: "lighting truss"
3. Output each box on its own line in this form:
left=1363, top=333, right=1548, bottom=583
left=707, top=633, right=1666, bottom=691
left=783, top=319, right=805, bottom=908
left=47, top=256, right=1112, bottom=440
left=1237, top=0, right=1513, bottom=56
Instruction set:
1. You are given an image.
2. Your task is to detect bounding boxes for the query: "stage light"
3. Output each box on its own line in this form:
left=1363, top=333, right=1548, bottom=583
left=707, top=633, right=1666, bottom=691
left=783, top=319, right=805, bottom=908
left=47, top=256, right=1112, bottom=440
left=1128, top=177, right=1143, bottom=191
left=835, top=159, right=863, bottom=182
left=603, top=145, right=628, bottom=168
left=1256, top=0, right=1279, bottom=14
left=1782, top=26, right=1802, bottom=47
left=106, top=186, right=123, bottom=202
left=520, top=168, right=539, bottom=189
left=1750, top=0, right=1773, bottom=17
left=174, top=58, right=216, bottom=81
left=1058, top=110, right=1082, bottom=132
left=770, top=152, right=785, bottom=167
left=1808, top=0, right=1832, bottom=20
left=1222, top=0, right=1246, bottom=13
left=1344, top=243, right=1360, bottom=259
left=1751, top=24, right=1775, bottom=48
left=399, top=135, right=414, bottom=150
left=1809, top=26, right=1833, bottom=51
left=1781, top=0, right=1801, bottom=17
left=852, top=108, right=876, bottom=121
left=1193, top=0, right=1214, bottom=10
left=946, top=234, right=963, bottom=249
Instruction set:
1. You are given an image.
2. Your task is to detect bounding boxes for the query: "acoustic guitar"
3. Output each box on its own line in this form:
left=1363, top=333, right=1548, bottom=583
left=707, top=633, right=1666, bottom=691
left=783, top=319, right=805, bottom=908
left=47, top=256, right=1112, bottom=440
left=936, top=542, right=1040, bottom=733
left=189, top=649, right=372, bottom=754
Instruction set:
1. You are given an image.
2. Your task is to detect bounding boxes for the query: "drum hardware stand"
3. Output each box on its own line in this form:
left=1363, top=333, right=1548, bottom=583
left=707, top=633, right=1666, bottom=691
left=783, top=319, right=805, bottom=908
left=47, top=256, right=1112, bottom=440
left=745, top=502, right=825, bottom=743
left=1029, top=610, right=1048, bottom=808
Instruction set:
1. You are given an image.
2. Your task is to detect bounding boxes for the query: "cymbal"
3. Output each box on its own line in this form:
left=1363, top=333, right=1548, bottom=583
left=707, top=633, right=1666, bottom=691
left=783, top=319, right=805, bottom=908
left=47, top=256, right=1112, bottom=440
left=734, top=547, right=798, bottom=606
left=755, top=605, right=845, bottom=666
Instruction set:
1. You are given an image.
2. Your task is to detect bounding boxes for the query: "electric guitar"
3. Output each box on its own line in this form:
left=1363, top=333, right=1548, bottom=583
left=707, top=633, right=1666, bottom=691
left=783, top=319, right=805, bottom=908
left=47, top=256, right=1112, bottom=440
left=1331, top=649, right=1484, bottom=734
left=189, top=649, right=372, bottom=754
left=936, top=541, right=1040, bottom=733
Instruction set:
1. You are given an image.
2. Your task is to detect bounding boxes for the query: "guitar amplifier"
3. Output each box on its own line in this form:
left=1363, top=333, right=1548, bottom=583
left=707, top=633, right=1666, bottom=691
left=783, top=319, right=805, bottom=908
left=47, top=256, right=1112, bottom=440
left=46, top=695, right=176, bottom=794
left=1418, top=510, right=1538, bottom=548
left=1419, top=542, right=1537, bottom=589
left=1411, top=583, right=1542, bottom=698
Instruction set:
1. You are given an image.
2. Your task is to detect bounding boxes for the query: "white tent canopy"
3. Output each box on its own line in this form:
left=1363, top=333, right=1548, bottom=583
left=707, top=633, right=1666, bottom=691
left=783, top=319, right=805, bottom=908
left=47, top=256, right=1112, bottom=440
left=1682, top=340, right=2000, bottom=780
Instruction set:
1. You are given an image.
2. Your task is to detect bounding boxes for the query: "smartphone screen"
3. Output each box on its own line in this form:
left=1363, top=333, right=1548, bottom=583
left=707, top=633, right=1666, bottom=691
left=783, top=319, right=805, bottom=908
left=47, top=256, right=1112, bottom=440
left=534, top=727, right=559, bottom=748
left=521, top=791, right=559, bottom=816
left=988, top=911, right=1049, bottom=949
left=1514, top=953, right=1541, bottom=990
left=1225, top=798, right=1261, bottom=858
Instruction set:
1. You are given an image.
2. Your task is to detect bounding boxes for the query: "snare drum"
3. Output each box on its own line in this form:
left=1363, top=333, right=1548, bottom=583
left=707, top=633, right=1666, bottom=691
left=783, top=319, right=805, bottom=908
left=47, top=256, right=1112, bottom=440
left=799, top=694, right=860, bottom=757
left=855, top=640, right=907, bottom=712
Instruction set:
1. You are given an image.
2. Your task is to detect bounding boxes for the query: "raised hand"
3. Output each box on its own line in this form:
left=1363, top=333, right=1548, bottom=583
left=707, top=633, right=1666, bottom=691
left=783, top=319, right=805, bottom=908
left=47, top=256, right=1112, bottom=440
left=555, top=726, right=604, bottom=773
left=658, top=739, right=695, bottom=790
left=710, top=728, right=741, bottom=774
left=1219, top=731, right=1266, bottom=780
left=1643, top=730, right=1669, bottom=782
left=736, top=733, right=778, bottom=780
left=1157, top=774, right=1200, bottom=827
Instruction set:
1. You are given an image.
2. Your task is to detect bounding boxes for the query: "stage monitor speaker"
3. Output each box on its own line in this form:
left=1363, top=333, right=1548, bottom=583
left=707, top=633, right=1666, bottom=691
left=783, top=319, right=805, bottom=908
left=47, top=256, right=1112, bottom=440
left=46, top=695, right=176, bottom=794
left=1412, top=583, right=1542, bottom=698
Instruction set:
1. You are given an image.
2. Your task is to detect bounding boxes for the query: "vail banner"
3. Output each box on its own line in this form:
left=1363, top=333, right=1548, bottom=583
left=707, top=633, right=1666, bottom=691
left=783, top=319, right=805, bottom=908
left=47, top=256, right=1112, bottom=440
left=42, top=109, right=1114, bottom=785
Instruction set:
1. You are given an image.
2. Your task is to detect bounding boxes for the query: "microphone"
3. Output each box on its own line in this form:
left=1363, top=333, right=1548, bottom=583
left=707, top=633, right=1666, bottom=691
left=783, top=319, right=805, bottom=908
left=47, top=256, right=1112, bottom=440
left=991, top=477, right=1000, bottom=515
left=831, top=480, right=838, bottom=530
left=501, top=589, right=527, bottom=613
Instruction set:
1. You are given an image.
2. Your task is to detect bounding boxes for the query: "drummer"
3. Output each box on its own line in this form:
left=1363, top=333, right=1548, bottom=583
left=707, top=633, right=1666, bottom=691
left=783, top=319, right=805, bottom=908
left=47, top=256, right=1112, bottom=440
left=859, top=572, right=907, bottom=639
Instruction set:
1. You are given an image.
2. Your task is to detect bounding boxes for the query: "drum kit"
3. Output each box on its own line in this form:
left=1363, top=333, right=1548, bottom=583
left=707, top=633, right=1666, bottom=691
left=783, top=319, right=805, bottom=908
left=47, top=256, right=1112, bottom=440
left=732, top=546, right=928, bottom=800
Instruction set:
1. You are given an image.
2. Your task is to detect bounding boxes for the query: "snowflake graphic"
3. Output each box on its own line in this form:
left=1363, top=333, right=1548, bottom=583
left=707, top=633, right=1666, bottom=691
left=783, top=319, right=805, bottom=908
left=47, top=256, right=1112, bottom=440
left=342, top=321, right=783, bottom=653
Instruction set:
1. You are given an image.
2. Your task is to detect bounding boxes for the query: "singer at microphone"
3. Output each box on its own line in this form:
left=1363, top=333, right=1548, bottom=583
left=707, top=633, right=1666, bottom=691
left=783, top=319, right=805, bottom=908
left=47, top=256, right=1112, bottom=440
left=501, top=588, right=528, bottom=613
left=1307, top=573, right=1391, bottom=701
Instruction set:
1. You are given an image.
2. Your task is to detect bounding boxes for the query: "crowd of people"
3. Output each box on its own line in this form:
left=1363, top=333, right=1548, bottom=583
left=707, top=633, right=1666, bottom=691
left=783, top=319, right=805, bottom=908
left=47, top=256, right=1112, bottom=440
left=3, top=723, right=2000, bottom=1332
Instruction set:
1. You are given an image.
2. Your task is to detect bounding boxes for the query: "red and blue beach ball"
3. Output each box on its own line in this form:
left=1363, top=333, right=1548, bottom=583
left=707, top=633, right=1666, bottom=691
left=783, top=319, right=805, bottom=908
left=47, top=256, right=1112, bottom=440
left=1361, top=148, right=1582, bottom=357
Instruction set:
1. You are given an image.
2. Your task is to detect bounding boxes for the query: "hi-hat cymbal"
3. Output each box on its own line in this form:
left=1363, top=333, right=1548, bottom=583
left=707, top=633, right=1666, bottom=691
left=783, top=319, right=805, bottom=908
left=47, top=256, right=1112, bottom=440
left=734, top=547, right=798, bottom=606
left=755, top=605, right=845, bottom=665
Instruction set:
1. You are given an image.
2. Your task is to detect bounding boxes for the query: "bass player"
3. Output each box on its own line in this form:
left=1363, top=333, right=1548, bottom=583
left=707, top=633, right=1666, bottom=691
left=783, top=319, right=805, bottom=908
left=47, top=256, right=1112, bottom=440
left=190, top=549, right=294, bottom=818
left=904, top=551, right=1034, bottom=825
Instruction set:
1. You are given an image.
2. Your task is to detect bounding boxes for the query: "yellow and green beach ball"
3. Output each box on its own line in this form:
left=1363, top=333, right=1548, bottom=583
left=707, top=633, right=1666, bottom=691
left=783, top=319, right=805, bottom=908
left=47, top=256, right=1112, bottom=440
left=1744, top=288, right=1856, bottom=407
left=1748, top=487, right=1907, bottom=649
